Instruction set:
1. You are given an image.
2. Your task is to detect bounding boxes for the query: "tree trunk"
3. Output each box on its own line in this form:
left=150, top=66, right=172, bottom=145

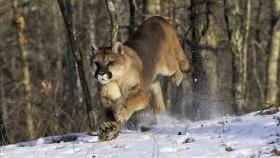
left=11, top=0, right=35, bottom=139
left=266, top=0, right=280, bottom=105
left=0, top=84, right=8, bottom=145
left=64, top=0, right=78, bottom=117
left=58, top=0, right=94, bottom=130
left=191, top=0, right=231, bottom=120
left=128, top=0, right=136, bottom=36
left=89, top=0, right=96, bottom=44
left=224, top=0, right=251, bottom=113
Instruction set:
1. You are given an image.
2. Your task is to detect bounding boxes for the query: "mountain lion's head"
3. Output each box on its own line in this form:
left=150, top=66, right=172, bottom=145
left=90, top=42, right=126, bottom=84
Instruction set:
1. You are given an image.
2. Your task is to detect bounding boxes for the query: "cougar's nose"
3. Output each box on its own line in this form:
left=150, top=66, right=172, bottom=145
left=98, top=72, right=106, bottom=76
left=94, top=71, right=105, bottom=79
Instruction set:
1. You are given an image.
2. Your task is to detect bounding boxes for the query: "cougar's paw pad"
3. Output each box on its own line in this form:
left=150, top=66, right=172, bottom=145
left=98, top=121, right=120, bottom=141
left=98, top=121, right=118, bottom=134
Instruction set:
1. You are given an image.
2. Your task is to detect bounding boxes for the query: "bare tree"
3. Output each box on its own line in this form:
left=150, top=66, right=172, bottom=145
left=105, top=0, right=119, bottom=43
left=0, top=88, right=8, bottom=145
left=57, top=0, right=95, bottom=130
left=191, top=0, right=231, bottom=119
left=225, top=0, right=251, bottom=113
left=64, top=0, right=78, bottom=115
left=266, top=0, right=280, bottom=105
left=11, top=0, right=35, bottom=139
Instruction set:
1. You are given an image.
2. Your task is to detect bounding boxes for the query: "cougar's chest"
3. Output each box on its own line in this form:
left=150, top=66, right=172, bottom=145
left=117, top=72, right=141, bottom=95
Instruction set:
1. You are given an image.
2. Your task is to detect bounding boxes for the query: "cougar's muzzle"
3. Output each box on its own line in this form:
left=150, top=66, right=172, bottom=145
left=94, top=63, right=112, bottom=84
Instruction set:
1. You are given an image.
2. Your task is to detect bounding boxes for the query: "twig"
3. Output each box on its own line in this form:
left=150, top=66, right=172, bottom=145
left=151, top=131, right=159, bottom=158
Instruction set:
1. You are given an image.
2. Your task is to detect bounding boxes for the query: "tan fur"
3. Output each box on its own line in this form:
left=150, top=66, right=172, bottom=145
left=150, top=82, right=166, bottom=112
left=90, top=16, right=192, bottom=125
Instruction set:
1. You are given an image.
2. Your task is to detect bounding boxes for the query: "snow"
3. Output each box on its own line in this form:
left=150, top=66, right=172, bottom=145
left=1, top=111, right=280, bottom=158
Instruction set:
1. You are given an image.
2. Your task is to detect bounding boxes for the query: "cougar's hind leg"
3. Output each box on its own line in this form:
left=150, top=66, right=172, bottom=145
left=158, top=58, right=183, bottom=86
left=150, top=82, right=166, bottom=112
left=174, top=36, right=193, bottom=73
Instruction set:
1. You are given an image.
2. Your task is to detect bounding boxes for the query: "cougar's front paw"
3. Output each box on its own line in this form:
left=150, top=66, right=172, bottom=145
left=98, top=121, right=120, bottom=141
left=114, top=100, right=130, bottom=122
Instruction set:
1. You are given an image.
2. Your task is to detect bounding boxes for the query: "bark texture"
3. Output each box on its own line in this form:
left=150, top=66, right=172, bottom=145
left=105, top=0, right=119, bottom=43
left=191, top=0, right=231, bottom=120
left=266, top=0, right=280, bottom=105
left=225, top=0, right=251, bottom=113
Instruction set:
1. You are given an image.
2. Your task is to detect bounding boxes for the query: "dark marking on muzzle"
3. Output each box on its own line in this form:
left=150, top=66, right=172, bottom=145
left=94, top=64, right=112, bottom=79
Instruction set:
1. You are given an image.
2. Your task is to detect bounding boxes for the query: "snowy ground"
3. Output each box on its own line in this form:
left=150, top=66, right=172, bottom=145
left=1, top=111, right=280, bottom=158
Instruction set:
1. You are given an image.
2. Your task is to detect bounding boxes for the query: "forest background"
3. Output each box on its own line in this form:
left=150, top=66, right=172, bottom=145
left=0, top=0, right=279, bottom=144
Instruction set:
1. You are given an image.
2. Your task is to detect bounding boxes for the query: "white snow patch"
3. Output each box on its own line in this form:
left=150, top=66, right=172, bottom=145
left=1, top=112, right=280, bottom=158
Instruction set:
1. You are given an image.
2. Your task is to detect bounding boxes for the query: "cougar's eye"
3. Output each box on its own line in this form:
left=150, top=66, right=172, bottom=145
left=107, top=61, right=114, bottom=66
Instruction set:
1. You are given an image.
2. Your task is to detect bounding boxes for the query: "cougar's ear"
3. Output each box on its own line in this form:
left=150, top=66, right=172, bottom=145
left=112, top=42, right=124, bottom=55
left=90, top=43, right=98, bottom=57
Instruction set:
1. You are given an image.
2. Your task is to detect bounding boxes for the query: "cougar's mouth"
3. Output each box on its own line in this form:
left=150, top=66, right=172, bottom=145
left=95, top=73, right=112, bottom=84
left=98, top=79, right=111, bottom=84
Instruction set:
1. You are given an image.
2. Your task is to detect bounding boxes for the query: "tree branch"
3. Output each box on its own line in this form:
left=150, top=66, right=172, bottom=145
left=105, top=0, right=119, bottom=44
